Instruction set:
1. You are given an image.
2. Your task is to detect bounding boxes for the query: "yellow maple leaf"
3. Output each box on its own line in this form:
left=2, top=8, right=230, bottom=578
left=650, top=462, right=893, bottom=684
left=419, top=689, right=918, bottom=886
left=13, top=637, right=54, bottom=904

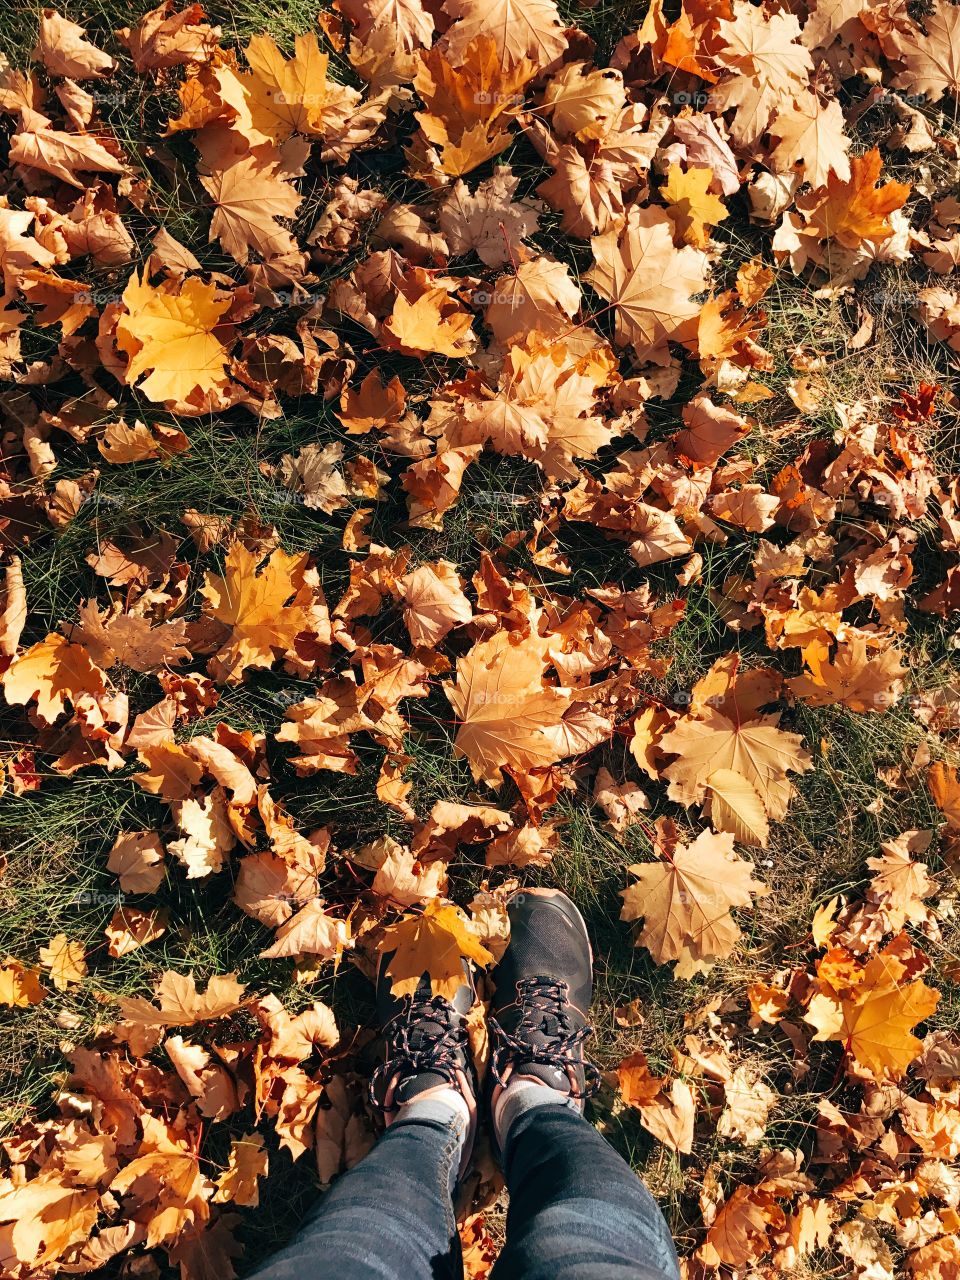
left=200, top=542, right=311, bottom=683
left=117, top=971, right=247, bottom=1054
left=382, top=286, right=476, bottom=359
left=0, top=956, right=46, bottom=1007
left=0, top=633, right=107, bottom=725
left=242, top=33, right=332, bottom=139
left=805, top=949, right=940, bottom=1080
left=661, top=164, right=728, bottom=247
left=787, top=637, right=906, bottom=713
left=39, top=934, right=87, bottom=991
left=380, top=898, right=493, bottom=999
left=213, top=1133, right=268, bottom=1207
left=116, top=272, right=234, bottom=404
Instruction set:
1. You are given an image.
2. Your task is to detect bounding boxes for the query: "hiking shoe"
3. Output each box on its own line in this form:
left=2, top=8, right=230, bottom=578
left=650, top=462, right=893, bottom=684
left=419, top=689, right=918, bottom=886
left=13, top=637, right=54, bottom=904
left=369, top=956, right=478, bottom=1131
left=488, top=888, right=600, bottom=1104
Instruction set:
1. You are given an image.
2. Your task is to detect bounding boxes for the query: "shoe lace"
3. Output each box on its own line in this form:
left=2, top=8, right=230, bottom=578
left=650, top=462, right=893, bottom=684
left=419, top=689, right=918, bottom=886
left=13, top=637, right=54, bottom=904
left=489, top=976, right=601, bottom=1100
left=369, top=991, right=466, bottom=1109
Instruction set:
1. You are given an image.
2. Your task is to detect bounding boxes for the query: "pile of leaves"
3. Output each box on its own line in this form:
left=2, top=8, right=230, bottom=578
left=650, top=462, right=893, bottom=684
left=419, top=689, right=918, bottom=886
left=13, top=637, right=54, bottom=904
left=0, top=0, right=959, bottom=1276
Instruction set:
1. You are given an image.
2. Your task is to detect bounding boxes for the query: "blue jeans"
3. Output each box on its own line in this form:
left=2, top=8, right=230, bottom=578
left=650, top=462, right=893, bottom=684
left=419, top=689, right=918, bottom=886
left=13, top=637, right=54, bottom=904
left=251, top=1096, right=680, bottom=1280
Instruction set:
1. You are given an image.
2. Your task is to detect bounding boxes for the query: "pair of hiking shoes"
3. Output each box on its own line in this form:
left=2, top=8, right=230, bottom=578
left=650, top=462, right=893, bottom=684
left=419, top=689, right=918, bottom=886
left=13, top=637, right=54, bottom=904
left=369, top=888, right=601, bottom=1164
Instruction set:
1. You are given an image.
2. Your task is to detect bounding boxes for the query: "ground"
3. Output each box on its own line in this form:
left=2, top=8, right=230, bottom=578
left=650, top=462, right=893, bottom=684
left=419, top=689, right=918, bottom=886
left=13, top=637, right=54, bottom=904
left=0, top=0, right=959, bottom=1277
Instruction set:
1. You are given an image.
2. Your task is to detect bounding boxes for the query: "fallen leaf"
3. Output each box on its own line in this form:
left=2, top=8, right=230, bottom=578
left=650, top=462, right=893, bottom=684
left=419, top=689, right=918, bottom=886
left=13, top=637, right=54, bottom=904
left=380, top=898, right=493, bottom=1000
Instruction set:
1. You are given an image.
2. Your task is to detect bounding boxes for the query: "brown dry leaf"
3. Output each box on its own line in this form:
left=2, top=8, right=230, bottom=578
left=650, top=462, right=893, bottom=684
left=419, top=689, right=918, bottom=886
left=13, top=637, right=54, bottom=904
left=617, top=1051, right=696, bottom=1153
left=369, top=839, right=447, bottom=907
left=105, top=906, right=167, bottom=957
left=890, top=2, right=960, bottom=103
left=235, top=851, right=317, bottom=926
left=637, top=1078, right=697, bottom=1154
left=768, top=92, right=851, bottom=188
left=242, top=32, right=361, bottom=144
left=444, top=630, right=571, bottom=785
left=438, top=166, right=541, bottom=267
left=585, top=206, right=710, bottom=363
left=593, top=766, right=650, bottom=834
left=801, top=149, right=911, bottom=249
left=717, top=1066, right=777, bottom=1144
left=117, top=3, right=221, bottom=70
left=414, top=36, right=536, bottom=177
left=380, top=898, right=493, bottom=1000
left=134, top=741, right=205, bottom=800
left=660, top=702, right=812, bottom=842
left=260, top=898, right=352, bottom=961
left=698, top=1184, right=786, bottom=1268
left=98, top=418, right=190, bottom=464
left=399, top=560, right=473, bottom=647
left=201, top=154, right=302, bottom=268
left=866, top=830, right=938, bottom=931
left=254, top=993, right=338, bottom=1061
left=168, top=790, right=236, bottom=878
left=9, top=130, right=126, bottom=189
left=620, top=827, right=769, bottom=978
left=928, top=761, right=960, bottom=828
left=486, top=821, right=557, bottom=868
left=33, top=9, right=117, bottom=77
left=279, top=442, right=349, bottom=514
left=0, top=557, right=27, bottom=660
left=337, top=369, right=406, bottom=434
left=441, top=0, right=567, bottom=67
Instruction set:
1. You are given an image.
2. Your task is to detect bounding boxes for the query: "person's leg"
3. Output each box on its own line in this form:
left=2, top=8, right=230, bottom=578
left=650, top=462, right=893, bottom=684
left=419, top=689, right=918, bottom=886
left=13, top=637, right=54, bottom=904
left=487, top=888, right=679, bottom=1280
left=248, top=1090, right=469, bottom=1280
left=253, top=955, right=479, bottom=1280
left=492, top=1093, right=679, bottom=1280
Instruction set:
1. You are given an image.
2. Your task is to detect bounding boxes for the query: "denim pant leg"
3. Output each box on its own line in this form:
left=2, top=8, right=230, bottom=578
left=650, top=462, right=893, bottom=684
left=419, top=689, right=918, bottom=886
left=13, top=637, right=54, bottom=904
left=492, top=1104, right=680, bottom=1280
left=249, top=1098, right=466, bottom=1280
